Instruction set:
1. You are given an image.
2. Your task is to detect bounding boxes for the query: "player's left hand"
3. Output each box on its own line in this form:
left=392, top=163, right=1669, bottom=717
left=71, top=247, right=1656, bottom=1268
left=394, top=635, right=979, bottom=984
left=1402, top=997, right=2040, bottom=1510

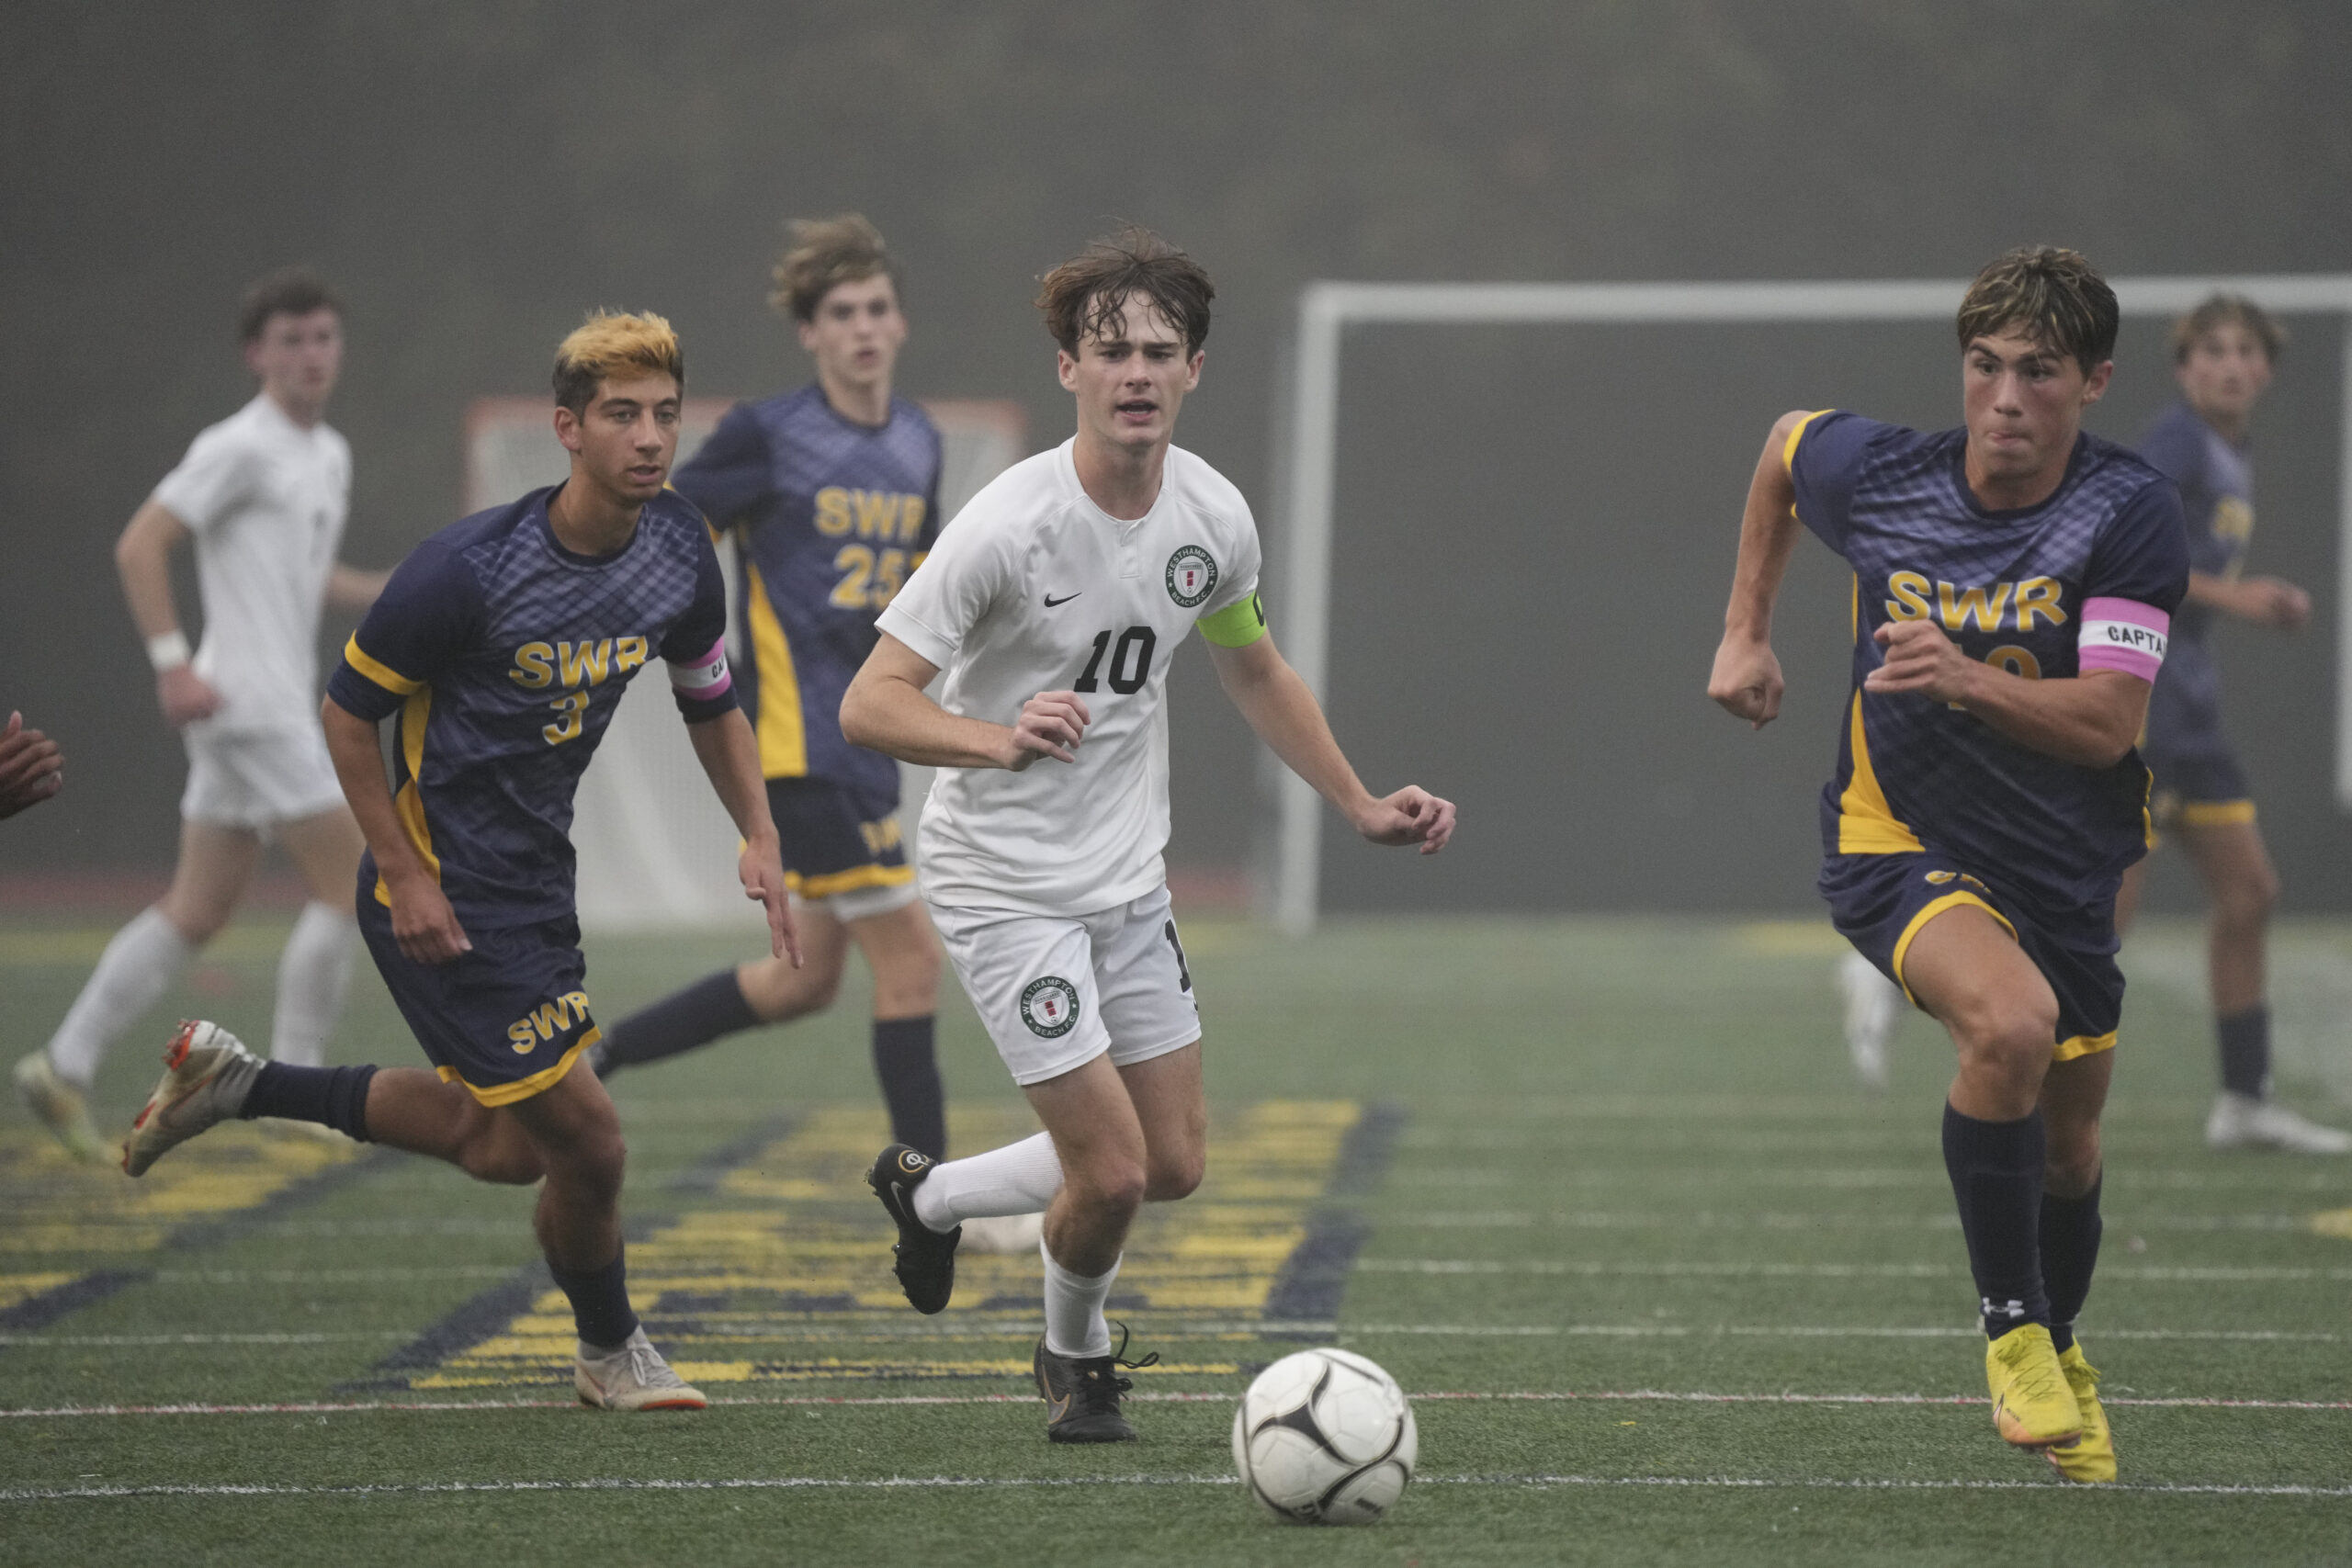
left=1351, top=786, right=1456, bottom=855
left=1866, top=620, right=1974, bottom=702
left=0, top=711, right=63, bottom=819
left=2239, top=575, right=2311, bottom=630
left=740, top=833, right=801, bottom=967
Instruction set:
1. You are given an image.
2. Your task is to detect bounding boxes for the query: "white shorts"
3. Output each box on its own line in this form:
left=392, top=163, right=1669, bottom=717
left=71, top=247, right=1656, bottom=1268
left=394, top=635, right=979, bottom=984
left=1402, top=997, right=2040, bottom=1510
left=180, top=726, right=345, bottom=829
left=797, top=877, right=923, bottom=925
left=931, top=885, right=1200, bottom=1087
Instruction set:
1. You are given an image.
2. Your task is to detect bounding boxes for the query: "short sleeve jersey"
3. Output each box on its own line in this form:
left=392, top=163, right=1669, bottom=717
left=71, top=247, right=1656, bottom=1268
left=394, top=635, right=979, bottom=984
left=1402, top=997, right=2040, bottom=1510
left=876, top=439, right=1265, bottom=917
left=1787, top=412, right=2189, bottom=910
left=673, top=387, right=942, bottom=795
left=151, top=394, right=352, bottom=734
left=2136, top=400, right=2254, bottom=754
left=324, top=488, right=734, bottom=928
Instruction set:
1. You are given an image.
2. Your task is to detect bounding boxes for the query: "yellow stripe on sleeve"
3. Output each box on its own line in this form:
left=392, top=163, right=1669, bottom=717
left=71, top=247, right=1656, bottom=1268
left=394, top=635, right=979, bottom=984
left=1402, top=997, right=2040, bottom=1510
left=1198, top=592, right=1268, bottom=649
left=1781, top=410, right=1831, bottom=476
left=343, top=634, right=424, bottom=696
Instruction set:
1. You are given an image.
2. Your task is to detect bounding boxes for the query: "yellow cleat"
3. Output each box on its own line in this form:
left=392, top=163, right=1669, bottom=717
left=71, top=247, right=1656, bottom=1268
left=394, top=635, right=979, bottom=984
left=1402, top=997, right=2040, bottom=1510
left=1984, top=1323, right=2083, bottom=1449
left=13, top=1050, right=107, bottom=1163
left=2043, top=1342, right=2116, bottom=1483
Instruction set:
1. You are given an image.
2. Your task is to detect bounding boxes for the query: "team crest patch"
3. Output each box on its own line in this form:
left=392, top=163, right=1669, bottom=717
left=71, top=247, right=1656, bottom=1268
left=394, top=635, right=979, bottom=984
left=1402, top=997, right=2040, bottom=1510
left=1166, top=546, right=1217, bottom=608
left=1020, top=976, right=1081, bottom=1039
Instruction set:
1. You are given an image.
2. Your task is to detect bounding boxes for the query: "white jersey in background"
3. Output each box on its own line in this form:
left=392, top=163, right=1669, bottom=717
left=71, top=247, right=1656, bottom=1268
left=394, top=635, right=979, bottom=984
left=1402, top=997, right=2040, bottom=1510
left=152, top=392, right=352, bottom=734
left=877, top=438, right=1261, bottom=917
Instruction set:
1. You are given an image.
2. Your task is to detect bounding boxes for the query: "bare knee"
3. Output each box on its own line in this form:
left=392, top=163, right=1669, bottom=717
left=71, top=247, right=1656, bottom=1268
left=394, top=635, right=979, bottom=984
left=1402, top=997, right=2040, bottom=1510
left=155, top=895, right=230, bottom=948
left=742, top=951, right=844, bottom=1021
left=1950, top=997, right=2058, bottom=1104
left=2044, top=1132, right=2102, bottom=1200
left=2213, top=865, right=2278, bottom=935
left=1144, top=1147, right=1204, bottom=1202
left=452, top=1111, right=544, bottom=1185
left=1069, top=1155, right=1148, bottom=1219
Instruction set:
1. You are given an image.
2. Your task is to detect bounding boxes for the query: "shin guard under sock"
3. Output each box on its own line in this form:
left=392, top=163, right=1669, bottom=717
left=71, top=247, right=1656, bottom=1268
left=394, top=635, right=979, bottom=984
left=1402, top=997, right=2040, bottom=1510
left=1041, top=1242, right=1118, bottom=1359
left=2040, top=1177, right=2104, bottom=1355
left=239, top=1062, right=377, bottom=1142
left=1941, top=1102, right=2050, bottom=1337
left=872, top=1014, right=945, bottom=1158
left=548, top=1248, right=639, bottom=1351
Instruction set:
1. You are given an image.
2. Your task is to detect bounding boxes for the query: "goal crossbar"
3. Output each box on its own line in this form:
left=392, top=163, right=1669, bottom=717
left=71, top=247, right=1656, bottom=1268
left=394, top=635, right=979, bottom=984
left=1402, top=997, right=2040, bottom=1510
left=1274, top=274, right=2352, bottom=933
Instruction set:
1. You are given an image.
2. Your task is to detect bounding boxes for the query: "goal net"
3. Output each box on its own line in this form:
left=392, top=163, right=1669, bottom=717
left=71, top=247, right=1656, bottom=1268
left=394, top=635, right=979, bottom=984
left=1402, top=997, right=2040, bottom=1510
left=464, top=397, right=1026, bottom=931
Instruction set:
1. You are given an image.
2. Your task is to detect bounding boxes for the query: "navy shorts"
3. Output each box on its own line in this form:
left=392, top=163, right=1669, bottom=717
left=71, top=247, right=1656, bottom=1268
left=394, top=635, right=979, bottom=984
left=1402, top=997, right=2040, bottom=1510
left=2144, top=748, right=2256, bottom=832
left=769, top=775, right=914, bottom=908
left=358, top=902, right=598, bottom=1106
left=1820, top=852, right=2121, bottom=1062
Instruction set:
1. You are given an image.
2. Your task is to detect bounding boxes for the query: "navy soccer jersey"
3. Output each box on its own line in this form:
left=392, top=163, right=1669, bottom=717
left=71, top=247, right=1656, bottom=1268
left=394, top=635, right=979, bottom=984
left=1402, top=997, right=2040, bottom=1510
left=1787, top=412, right=2190, bottom=912
left=2136, top=400, right=2255, bottom=773
left=673, top=386, right=942, bottom=795
left=324, top=487, right=737, bottom=929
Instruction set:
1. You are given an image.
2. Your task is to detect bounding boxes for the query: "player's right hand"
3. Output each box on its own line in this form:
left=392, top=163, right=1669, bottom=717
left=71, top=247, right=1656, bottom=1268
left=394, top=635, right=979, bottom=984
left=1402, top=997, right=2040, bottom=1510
left=156, top=665, right=221, bottom=728
left=2237, top=575, right=2311, bottom=630
left=1005, top=690, right=1090, bottom=771
left=1708, top=636, right=1783, bottom=729
left=388, top=875, right=473, bottom=964
left=0, top=711, right=63, bottom=819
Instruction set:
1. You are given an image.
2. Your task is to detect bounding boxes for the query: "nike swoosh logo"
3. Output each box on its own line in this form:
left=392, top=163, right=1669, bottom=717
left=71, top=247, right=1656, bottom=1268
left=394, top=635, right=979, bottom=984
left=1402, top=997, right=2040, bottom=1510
left=1043, top=592, right=1081, bottom=607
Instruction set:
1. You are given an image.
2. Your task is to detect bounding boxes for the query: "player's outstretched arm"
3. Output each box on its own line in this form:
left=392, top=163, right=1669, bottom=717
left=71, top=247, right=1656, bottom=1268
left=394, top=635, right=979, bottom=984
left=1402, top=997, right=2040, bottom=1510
left=1707, top=412, right=1813, bottom=730
left=684, top=707, right=801, bottom=967
left=1204, top=635, right=1454, bottom=854
left=0, top=711, right=63, bottom=819
left=114, top=499, right=220, bottom=728
left=842, top=633, right=1088, bottom=773
left=2187, top=570, right=2310, bottom=631
left=320, top=696, right=472, bottom=963
left=1865, top=621, right=2150, bottom=768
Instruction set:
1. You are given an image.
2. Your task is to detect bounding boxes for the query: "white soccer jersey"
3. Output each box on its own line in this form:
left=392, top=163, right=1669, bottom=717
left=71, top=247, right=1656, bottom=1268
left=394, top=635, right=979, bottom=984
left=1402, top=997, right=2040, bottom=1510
left=877, top=438, right=1262, bottom=917
left=151, top=393, right=352, bottom=734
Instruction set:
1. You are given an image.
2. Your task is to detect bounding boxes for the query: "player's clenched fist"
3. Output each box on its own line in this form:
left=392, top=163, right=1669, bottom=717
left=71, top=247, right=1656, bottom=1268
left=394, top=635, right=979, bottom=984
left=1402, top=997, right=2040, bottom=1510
left=1708, top=635, right=1784, bottom=729
left=1006, top=689, right=1091, bottom=770
left=1866, top=619, right=1974, bottom=702
left=0, top=711, right=63, bottom=819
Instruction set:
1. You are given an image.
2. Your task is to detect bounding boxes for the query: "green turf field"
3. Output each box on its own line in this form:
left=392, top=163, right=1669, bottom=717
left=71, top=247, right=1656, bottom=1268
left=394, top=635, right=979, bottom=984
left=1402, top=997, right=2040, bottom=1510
left=5, top=912, right=2350, bottom=1565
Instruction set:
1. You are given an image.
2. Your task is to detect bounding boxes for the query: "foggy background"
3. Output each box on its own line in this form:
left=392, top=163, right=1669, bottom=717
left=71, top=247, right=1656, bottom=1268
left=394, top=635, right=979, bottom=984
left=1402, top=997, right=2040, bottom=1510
left=6, top=2, right=2349, bottom=915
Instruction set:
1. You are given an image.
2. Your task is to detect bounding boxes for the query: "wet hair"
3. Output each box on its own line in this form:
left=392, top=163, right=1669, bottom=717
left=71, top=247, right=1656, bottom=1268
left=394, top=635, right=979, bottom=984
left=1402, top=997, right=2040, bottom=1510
left=551, top=310, right=685, bottom=414
left=1954, top=246, right=2119, bottom=375
left=770, top=213, right=901, bottom=322
left=1035, top=225, right=1214, bottom=356
left=238, top=267, right=342, bottom=344
left=2172, top=293, right=2285, bottom=365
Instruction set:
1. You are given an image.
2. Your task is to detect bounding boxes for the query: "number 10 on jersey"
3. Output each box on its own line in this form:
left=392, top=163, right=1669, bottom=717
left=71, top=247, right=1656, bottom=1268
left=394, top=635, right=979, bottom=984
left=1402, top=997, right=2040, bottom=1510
left=1074, top=627, right=1157, bottom=694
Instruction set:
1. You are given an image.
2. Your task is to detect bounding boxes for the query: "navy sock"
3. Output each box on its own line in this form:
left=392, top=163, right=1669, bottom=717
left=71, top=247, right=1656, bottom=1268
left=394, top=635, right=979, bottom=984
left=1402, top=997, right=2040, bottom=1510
left=594, top=969, right=760, bottom=1077
left=238, top=1062, right=376, bottom=1142
left=873, top=1015, right=945, bottom=1159
left=1940, top=1102, right=2050, bottom=1338
left=2216, top=1006, right=2270, bottom=1099
left=2041, top=1177, right=2103, bottom=1356
left=548, top=1247, right=639, bottom=1350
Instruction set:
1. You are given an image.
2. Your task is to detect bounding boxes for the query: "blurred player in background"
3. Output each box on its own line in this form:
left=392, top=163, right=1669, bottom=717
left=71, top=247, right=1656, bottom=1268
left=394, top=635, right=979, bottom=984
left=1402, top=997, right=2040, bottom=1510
left=1712, top=248, right=2188, bottom=1483
left=14, top=271, right=385, bottom=1161
left=0, top=712, right=64, bottom=819
left=2116, top=297, right=2348, bottom=1154
left=842, top=229, right=1455, bottom=1443
left=586, top=218, right=979, bottom=1199
left=120, top=312, right=797, bottom=1412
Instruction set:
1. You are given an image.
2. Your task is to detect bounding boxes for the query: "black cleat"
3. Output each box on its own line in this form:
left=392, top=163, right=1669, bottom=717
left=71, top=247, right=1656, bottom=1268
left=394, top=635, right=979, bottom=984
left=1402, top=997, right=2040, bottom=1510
left=866, top=1143, right=959, bottom=1314
left=1034, top=1324, right=1159, bottom=1444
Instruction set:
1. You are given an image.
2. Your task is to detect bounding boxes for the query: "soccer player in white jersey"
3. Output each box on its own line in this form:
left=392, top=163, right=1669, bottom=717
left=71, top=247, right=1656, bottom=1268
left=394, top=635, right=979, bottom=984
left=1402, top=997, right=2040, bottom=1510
left=841, top=229, right=1456, bottom=1444
left=14, top=270, right=387, bottom=1159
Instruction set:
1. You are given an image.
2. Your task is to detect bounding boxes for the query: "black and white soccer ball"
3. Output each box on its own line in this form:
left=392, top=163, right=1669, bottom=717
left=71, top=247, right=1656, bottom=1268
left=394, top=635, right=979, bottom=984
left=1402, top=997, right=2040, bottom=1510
left=1231, top=1348, right=1417, bottom=1525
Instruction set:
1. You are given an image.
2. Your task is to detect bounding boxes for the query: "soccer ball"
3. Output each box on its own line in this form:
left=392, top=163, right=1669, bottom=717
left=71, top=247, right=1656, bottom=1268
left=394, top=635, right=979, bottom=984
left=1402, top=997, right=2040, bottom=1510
left=1230, top=1348, right=1417, bottom=1525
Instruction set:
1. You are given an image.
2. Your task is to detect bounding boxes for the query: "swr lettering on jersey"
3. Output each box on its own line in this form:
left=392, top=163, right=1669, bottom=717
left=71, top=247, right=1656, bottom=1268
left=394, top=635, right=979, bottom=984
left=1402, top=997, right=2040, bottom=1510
left=813, top=487, right=927, bottom=543
left=1882, top=573, right=2067, bottom=633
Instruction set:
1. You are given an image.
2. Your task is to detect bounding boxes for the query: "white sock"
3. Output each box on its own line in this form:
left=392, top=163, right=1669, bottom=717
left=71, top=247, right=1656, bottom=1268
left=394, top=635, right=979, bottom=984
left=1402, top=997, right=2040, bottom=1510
left=45, top=906, right=196, bottom=1088
left=270, top=901, right=356, bottom=1067
left=911, top=1132, right=1062, bottom=1233
left=1042, top=1239, right=1118, bottom=1359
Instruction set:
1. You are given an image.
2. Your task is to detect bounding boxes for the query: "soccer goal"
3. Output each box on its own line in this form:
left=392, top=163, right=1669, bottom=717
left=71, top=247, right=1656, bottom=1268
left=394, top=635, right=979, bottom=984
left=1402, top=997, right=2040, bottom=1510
left=1269, top=275, right=2352, bottom=934
left=464, top=397, right=1026, bottom=931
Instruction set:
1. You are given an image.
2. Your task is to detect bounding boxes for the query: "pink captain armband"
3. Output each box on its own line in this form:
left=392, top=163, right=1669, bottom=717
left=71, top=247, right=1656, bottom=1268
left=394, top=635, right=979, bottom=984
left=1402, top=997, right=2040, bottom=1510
left=667, top=638, right=733, bottom=700
left=2076, top=597, right=2169, bottom=682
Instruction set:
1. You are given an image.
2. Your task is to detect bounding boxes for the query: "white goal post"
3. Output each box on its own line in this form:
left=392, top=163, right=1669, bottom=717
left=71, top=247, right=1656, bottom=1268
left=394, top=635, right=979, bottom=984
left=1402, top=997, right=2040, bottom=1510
left=1272, top=274, right=2352, bottom=934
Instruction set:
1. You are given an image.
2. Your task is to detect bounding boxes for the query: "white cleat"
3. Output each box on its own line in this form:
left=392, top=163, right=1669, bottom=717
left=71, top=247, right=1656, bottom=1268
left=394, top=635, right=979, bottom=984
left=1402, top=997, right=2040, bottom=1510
left=959, top=1211, right=1046, bottom=1254
left=122, top=1021, right=264, bottom=1178
left=14, top=1050, right=107, bottom=1163
left=574, top=1326, right=707, bottom=1411
left=2204, top=1092, right=2352, bottom=1155
left=1836, top=950, right=1901, bottom=1092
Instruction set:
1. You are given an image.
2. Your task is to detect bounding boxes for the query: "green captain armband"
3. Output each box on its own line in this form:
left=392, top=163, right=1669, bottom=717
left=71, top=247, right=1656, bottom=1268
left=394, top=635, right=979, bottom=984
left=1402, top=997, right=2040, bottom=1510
left=1197, top=592, right=1268, bottom=649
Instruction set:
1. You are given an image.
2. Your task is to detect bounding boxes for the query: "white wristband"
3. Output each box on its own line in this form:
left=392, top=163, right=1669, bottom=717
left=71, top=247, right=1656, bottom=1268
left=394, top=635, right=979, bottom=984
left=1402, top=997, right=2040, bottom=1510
left=146, top=631, right=193, bottom=671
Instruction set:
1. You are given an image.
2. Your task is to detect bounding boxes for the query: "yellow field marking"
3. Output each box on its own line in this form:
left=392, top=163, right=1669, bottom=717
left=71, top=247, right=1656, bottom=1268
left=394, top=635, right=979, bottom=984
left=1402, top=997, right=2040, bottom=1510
left=0, top=925, right=299, bottom=966
left=415, top=1100, right=1359, bottom=1388
left=2312, top=1208, right=2352, bottom=1241
left=0, top=1273, right=79, bottom=1312
left=0, top=1125, right=360, bottom=1258
left=1734, top=921, right=1849, bottom=957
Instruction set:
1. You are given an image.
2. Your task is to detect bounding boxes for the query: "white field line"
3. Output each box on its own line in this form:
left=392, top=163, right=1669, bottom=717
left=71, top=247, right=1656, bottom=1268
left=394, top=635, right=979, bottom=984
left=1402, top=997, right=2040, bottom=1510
left=7, top=1388, right=2346, bottom=1419
left=1392, top=1167, right=2346, bottom=1193
left=148, top=1268, right=520, bottom=1285
left=1346, top=1325, right=2342, bottom=1343
left=1383, top=1211, right=2314, bottom=1232
left=1358, top=1260, right=2352, bottom=1283
left=5, top=1472, right=2348, bottom=1502
left=0, top=1332, right=413, bottom=1348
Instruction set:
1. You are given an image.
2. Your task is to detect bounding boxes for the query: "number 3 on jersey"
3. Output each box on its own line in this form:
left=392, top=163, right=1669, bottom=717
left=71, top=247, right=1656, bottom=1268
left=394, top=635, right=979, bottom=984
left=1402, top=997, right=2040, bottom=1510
left=1074, top=626, right=1157, bottom=694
